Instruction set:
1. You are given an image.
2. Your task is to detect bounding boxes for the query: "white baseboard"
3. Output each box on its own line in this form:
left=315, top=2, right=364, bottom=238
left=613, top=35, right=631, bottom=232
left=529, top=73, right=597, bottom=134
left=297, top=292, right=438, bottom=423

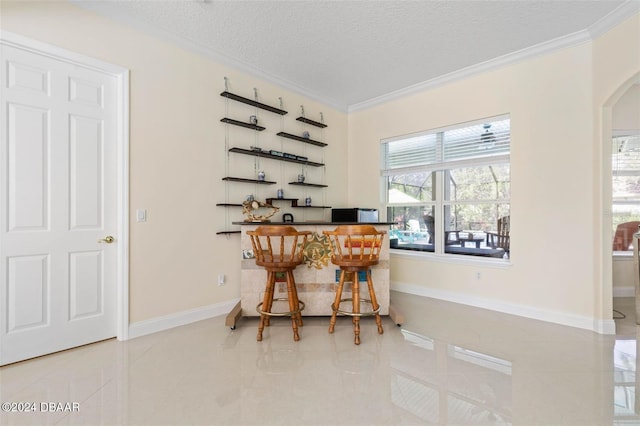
left=391, top=282, right=616, bottom=335
left=613, top=286, right=635, bottom=298
left=128, top=298, right=241, bottom=339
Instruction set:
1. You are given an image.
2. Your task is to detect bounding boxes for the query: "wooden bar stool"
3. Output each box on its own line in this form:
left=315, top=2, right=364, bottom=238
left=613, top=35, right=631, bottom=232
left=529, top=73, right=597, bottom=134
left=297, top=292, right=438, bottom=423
left=323, top=225, right=385, bottom=345
left=247, top=226, right=310, bottom=342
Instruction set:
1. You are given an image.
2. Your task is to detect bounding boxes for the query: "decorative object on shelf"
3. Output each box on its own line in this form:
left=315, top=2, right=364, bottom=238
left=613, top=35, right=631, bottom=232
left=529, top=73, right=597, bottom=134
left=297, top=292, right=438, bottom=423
left=302, top=131, right=310, bottom=139
left=297, top=174, right=305, bottom=183
left=283, top=213, right=294, bottom=223
left=277, top=188, right=284, bottom=199
left=305, top=196, right=312, bottom=206
left=257, top=171, right=265, bottom=181
left=246, top=194, right=255, bottom=201
left=241, top=199, right=280, bottom=222
left=250, top=115, right=258, bottom=125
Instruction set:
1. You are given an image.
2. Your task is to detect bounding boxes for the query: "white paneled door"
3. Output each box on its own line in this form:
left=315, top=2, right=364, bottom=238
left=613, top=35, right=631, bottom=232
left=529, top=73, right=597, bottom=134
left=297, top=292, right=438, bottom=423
left=0, top=35, right=126, bottom=365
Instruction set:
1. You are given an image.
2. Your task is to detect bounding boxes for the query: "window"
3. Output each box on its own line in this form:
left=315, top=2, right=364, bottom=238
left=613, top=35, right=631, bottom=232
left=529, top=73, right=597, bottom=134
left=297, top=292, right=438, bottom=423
left=382, top=116, right=510, bottom=259
left=612, top=133, right=640, bottom=253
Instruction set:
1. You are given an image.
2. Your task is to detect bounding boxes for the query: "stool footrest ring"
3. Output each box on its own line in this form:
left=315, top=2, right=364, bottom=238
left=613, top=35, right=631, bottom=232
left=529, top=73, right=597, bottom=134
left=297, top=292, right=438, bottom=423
left=257, top=298, right=305, bottom=317
left=332, top=298, right=381, bottom=317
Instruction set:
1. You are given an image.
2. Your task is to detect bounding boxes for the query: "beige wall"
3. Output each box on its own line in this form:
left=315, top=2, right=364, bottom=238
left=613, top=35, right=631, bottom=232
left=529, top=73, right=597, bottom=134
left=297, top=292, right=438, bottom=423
left=349, top=13, right=640, bottom=327
left=0, top=1, right=349, bottom=323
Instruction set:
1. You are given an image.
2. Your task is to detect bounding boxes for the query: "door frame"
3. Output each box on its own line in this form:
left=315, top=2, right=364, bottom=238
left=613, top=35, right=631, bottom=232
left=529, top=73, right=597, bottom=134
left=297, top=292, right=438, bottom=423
left=1, top=30, right=130, bottom=341
left=600, top=71, right=640, bottom=334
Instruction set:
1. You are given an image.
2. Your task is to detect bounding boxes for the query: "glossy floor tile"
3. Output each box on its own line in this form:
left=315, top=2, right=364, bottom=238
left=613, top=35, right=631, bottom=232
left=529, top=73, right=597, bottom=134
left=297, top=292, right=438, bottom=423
left=0, top=292, right=637, bottom=425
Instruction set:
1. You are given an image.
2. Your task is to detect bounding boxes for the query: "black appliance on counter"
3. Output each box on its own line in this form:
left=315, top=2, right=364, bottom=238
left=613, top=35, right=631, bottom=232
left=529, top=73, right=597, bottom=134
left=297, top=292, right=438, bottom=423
left=331, top=208, right=379, bottom=223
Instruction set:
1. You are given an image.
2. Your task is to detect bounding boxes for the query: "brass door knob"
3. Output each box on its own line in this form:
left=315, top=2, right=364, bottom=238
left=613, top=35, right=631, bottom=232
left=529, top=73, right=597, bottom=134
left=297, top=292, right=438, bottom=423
left=98, top=236, right=115, bottom=244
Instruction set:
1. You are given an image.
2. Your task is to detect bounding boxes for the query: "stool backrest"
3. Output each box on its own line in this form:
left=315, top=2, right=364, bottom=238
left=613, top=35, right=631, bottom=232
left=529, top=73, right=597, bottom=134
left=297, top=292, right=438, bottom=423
left=247, top=226, right=310, bottom=266
left=323, top=225, right=385, bottom=263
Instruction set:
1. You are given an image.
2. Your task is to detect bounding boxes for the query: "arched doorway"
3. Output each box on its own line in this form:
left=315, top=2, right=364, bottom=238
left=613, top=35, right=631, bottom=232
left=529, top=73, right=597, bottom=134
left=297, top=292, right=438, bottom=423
left=602, top=72, right=640, bottom=333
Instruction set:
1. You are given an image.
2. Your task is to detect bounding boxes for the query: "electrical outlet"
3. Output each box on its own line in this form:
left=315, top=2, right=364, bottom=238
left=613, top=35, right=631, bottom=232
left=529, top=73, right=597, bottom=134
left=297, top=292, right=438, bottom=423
left=218, top=274, right=226, bottom=286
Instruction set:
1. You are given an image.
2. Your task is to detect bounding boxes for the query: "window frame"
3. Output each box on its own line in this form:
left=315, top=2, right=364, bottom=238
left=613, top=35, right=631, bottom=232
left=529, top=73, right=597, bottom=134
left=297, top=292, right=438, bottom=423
left=381, top=115, right=511, bottom=263
left=612, top=131, right=640, bottom=256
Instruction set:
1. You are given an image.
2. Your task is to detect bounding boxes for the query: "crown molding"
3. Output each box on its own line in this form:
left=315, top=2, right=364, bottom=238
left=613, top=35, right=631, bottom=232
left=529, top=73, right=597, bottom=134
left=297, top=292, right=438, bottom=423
left=589, top=0, right=640, bottom=39
left=349, top=1, right=640, bottom=113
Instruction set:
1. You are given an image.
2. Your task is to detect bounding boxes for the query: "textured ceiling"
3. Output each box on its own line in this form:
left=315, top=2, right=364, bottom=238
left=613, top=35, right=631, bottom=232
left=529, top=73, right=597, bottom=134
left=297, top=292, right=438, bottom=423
left=74, top=0, right=633, bottom=110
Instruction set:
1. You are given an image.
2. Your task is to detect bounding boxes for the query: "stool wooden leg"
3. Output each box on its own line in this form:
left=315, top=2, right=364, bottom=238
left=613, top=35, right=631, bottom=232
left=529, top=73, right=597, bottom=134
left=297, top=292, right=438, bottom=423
left=329, top=270, right=346, bottom=334
left=366, top=271, right=383, bottom=335
left=264, top=271, right=275, bottom=327
left=352, top=273, right=361, bottom=345
left=286, top=272, right=300, bottom=342
left=257, top=271, right=275, bottom=341
left=287, top=270, right=303, bottom=327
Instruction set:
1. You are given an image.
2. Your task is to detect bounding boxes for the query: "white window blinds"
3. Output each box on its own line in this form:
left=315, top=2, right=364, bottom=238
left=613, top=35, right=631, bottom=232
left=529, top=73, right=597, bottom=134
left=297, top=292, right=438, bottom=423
left=613, top=134, right=640, bottom=177
left=443, top=119, right=510, bottom=162
left=384, top=134, right=438, bottom=170
left=382, top=117, right=510, bottom=173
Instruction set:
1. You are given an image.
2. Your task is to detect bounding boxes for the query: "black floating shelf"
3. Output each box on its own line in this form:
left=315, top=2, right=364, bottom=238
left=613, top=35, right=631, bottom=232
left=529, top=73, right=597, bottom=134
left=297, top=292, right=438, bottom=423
left=276, top=132, right=327, bottom=147
left=288, top=182, right=328, bottom=188
left=220, top=91, right=288, bottom=115
left=223, top=177, right=276, bottom=185
left=221, top=118, right=265, bottom=131
left=216, top=203, right=243, bottom=207
left=296, top=116, right=327, bottom=128
left=229, top=147, right=324, bottom=167
left=216, top=230, right=241, bottom=235
left=265, top=198, right=299, bottom=206
left=264, top=198, right=330, bottom=209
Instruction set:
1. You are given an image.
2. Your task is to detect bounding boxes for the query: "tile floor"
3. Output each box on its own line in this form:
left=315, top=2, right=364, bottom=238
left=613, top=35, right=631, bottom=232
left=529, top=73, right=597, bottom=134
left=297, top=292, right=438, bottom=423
left=0, top=291, right=638, bottom=425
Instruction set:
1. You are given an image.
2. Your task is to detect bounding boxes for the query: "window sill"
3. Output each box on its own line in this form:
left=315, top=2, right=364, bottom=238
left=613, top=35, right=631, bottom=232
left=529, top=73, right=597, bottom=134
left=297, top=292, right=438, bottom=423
left=391, top=248, right=512, bottom=268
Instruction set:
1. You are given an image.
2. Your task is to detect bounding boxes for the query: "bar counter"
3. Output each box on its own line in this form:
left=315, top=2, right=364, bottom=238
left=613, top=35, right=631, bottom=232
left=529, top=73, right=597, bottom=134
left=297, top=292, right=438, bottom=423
left=227, top=222, right=397, bottom=328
